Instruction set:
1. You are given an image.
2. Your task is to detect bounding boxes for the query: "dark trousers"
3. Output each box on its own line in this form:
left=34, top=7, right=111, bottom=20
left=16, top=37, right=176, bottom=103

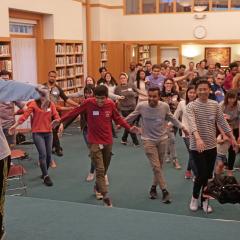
left=82, top=127, right=95, bottom=174
left=227, top=128, right=239, bottom=170
left=33, top=132, right=53, bottom=177
left=52, top=126, right=61, bottom=152
left=191, top=148, right=217, bottom=201
left=0, top=156, right=11, bottom=230
left=183, top=137, right=196, bottom=173
left=121, top=110, right=139, bottom=145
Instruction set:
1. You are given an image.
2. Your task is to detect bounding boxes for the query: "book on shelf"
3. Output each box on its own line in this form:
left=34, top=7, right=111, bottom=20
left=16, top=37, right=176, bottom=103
left=0, top=45, right=10, bottom=56
left=0, top=60, right=12, bottom=72
left=100, top=43, right=107, bottom=51
left=66, top=56, right=75, bottom=65
left=56, top=68, right=66, bottom=79
left=55, top=44, right=65, bottom=54
left=139, top=45, right=150, bottom=53
left=101, top=52, right=107, bottom=61
left=66, top=67, right=74, bottom=77
left=76, top=66, right=83, bottom=75
left=76, top=77, right=83, bottom=86
left=75, top=44, right=83, bottom=54
left=76, top=55, right=83, bottom=64
left=66, top=44, right=74, bottom=54
left=56, top=56, right=65, bottom=66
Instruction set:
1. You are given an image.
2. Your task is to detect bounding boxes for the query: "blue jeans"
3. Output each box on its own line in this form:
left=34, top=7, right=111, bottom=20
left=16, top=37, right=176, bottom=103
left=183, top=137, right=196, bottom=174
left=83, top=127, right=95, bottom=174
left=32, top=132, right=53, bottom=177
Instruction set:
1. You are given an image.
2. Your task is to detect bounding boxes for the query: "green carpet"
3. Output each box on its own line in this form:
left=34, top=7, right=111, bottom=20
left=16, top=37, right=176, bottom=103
left=5, top=196, right=240, bottom=240
left=11, top=124, right=240, bottom=221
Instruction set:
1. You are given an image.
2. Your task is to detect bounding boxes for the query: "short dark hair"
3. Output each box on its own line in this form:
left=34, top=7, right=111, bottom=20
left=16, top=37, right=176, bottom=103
left=195, top=78, right=211, bottom=89
left=229, top=62, right=238, bottom=70
left=145, top=60, right=152, bottom=65
left=0, top=70, right=11, bottom=77
left=99, top=67, right=107, bottom=73
left=224, top=89, right=238, bottom=106
left=94, top=85, right=108, bottom=97
left=152, top=64, right=161, bottom=71
left=148, top=87, right=161, bottom=96
left=48, top=70, right=56, bottom=76
left=84, top=84, right=95, bottom=95
left=179, top=64, right=186, bottom=69
left=215, top=62, right=221, bottom=69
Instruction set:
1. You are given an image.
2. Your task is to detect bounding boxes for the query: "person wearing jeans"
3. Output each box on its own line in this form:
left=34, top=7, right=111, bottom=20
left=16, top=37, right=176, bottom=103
left=32, top=132, right=53, bottom=177
left=186, top=79, right=237, bottom=213
left=9, top=86, right=62, bottom=187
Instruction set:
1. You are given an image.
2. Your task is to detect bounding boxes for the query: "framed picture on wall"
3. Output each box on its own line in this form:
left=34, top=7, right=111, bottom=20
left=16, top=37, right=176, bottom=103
left=205, top=47, right=231, bottom=67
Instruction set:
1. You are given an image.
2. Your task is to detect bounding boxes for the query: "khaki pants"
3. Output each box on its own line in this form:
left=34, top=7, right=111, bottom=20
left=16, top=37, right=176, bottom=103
left=143, top=139, right=167, bottom=190
left=90, top=144, right=112, bottom=195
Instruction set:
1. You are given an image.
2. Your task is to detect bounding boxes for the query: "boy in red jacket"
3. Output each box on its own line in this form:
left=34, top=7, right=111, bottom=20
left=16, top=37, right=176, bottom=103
left=53, top=85, right=139, bottom=207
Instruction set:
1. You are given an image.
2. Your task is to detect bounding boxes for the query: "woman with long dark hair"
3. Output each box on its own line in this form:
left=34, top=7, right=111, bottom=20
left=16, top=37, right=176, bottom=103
left=136, top=70, right=148, bottom=102
left=174, top=85, right=197, bottom=178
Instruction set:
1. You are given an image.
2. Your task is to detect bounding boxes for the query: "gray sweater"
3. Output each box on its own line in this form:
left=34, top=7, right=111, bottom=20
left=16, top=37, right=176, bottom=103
left=125, top=101, right=182, bottom=141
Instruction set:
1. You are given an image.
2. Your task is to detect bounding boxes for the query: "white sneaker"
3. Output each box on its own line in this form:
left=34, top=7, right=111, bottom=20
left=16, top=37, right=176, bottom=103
left=86, top=173, right=95, bottom=182
left=105, top=175, right=109, bottom=186
left=189, top=196, right=199, bottom=211
left=202, top=200, right=213, bottom=213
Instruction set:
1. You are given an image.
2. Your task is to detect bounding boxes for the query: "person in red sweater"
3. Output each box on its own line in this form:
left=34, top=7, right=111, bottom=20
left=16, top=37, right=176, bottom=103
left=224, top=62, right=238, bottom=90
left=9, top=86, right=63, bottom=186
left=53, top=85, right=139, bottom=207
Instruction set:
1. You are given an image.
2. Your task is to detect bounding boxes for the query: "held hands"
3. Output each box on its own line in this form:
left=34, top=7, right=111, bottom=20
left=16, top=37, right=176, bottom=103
left=117, top=96, right=125, bottom=100
left=129, top=126, right=141, bottom=135
left=52, top=119, right=61, bottom=129
left=58, top=123, right=64, bottom=138
left=196, top=137, right=206, bottom=153
left=8, top=124, right=18, bottom=135
left=182, top=126, right=189, bottom=137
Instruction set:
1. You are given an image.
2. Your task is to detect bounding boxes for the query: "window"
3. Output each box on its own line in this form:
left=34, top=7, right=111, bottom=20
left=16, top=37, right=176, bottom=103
left=159, top=0, right=174, bottom=13
left=176, top=0, right=192, bottom=12
left=231, top=0, right=240, bottom=10
left=125, top=0, right=140, bottom=14
left=10, top=22, right=34, bottom=35
left=143, top=0, right=156, bottom=13
left=212, top=0, right=228, bottom=11
left=193, top=0, right=209, bottom=12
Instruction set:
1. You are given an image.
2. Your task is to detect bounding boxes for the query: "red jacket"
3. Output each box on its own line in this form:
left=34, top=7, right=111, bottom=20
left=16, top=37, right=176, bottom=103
left=224, top=73, right=234, bottom=90
left=18, top=100, right=60, bottom=133
left=61, top=98, right=131, bottom=144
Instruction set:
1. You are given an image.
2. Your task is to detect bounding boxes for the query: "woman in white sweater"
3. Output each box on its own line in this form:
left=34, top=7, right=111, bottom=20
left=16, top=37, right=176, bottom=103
left=174, top=85, right=197, bottom=179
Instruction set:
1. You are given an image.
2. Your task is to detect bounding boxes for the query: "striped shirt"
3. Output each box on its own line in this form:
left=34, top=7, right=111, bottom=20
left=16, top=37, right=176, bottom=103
left=186, top=99, right=231, bottom=151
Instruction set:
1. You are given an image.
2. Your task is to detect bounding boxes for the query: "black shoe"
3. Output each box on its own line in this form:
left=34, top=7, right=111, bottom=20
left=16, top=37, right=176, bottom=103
left=103, top=197, right=113, bottom=207
left=149, top=185, right=157, bottom=199
left=44, top=176, right=53, bottom=186
left=162, top=190, right=171, bottom=204
left=55, top=149, right=63, bottom=157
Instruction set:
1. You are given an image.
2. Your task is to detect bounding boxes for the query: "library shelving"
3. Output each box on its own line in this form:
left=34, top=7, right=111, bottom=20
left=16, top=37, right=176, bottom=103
left=100, top=43, right=108, bottom=67
left=0, top=39, right=12, bottom=73
left=45, top=40, right=84, bottom=94
left=138, top=45, right=151, bottom=65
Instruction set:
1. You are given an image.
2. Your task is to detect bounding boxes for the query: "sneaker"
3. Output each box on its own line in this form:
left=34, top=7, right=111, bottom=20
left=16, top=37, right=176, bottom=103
left=202, top=199, right=213, bottom=213
left=55, top=149, right=63, bottom=157
left=162, top=190, right=171, bottom=204
left=94, top=185, right=103, bottom=200
left=165, top=156, right=171, bottom=163
left=121, top=140, right=127, bottom=145
left=103, top=197, right=113, bottom=207
left=105, top=175, right=109, bottom=186
left=0, top=227, right=6, bottom=240
left=185, top=170, right=192, bottom=179
left=173, top=160, right=181, bottom=169
left=86, top=173, right=95, bottom=182
left=43, top=176, right=53, bottom=187
left=50, top=160, right=57, bottom=168
left=189, top=196, right=198, bottom=211
left=149, top=185, right=158, bottom=199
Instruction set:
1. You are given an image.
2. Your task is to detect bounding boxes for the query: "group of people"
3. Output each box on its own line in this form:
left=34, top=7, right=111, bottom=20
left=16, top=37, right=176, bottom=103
left=0, top=57, right=240, bottom=238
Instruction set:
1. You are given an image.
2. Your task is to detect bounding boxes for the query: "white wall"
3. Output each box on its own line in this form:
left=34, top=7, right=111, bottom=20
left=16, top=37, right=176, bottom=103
left=91, top=7, right=240, bottom=41
left=1, top=0, right=83, bottom=40
left=182, top=44, right=240, bottom=66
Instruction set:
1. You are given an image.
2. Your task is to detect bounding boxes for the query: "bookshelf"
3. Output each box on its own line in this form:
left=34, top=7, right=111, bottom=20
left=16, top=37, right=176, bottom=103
left=45, top=40, right=84, bottom=94
left=138, top=45, right=151, bottom=65
left=100, top=43, right=108, bottom=67
left=0, top=39, right=12, bottom=73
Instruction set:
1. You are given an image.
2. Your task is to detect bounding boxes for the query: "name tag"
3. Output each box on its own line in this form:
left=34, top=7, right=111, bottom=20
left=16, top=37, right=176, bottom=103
left=128, top=88, right=132, bottom=91
left=52, top=91, right=58, bottom=96
left=93, top=111, right=99, bottom=116
left=47, top=108, right=51, bottom=112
